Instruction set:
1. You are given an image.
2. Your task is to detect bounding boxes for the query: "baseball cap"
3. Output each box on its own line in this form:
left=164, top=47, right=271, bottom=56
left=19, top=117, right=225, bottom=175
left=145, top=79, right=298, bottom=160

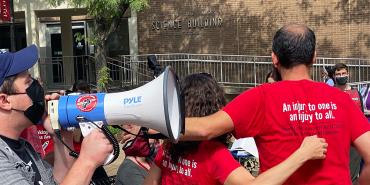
left=0, top=45, right=38, bottom=86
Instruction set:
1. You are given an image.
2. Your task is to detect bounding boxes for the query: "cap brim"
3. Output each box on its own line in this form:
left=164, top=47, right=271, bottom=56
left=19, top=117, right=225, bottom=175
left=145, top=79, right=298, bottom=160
left=7, top=45, right=38, bottom=77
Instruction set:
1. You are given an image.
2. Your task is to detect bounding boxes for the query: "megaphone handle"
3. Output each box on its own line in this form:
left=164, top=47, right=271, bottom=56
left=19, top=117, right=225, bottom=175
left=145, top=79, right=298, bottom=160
left=79, top=122, right=120, bottom=165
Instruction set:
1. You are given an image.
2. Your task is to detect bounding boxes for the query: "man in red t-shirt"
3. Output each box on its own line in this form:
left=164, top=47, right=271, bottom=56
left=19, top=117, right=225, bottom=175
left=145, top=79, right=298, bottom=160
left=184, top=24, right=370, bottom=185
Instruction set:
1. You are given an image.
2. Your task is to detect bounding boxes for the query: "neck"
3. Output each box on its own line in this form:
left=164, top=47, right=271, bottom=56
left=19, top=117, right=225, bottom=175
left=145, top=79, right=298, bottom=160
left=336, top=84, right=350, bottom=91
left=133, top=156, right=147, bottom=163
left=127, top=156, right=150, bottom=169
left=0, top=112, right=28, bottom=140
left=280, top=64, right=312, bottom=81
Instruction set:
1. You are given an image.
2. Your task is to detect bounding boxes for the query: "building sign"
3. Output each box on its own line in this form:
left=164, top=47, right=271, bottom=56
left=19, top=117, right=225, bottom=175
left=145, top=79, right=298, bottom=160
left=0, top=0, right=11, bottom=21
left=152, top=17, right=223, bottom=31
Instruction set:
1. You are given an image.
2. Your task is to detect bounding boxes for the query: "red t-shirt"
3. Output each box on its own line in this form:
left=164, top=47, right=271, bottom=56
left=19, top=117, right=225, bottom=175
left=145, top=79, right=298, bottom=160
left=20, top=125, right=44, bottom=156
left=223, top=80, right=370, bottom=185
left=154, top=140, right=240, bottom=185
left=20, top=125, right=54, bottom=158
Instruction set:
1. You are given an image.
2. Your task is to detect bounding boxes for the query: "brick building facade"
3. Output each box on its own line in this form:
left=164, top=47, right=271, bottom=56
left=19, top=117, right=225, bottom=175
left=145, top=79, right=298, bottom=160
left=137, top=0, right=370, bottom=58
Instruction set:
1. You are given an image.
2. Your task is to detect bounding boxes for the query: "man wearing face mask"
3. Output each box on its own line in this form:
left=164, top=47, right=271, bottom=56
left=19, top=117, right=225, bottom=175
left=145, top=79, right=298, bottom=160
left=0, top=45, right=113, bottom=185
left=334, top=62, right=364, bottom=184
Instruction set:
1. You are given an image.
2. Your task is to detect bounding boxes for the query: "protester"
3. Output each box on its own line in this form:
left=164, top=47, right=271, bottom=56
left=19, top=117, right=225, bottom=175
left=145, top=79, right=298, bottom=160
left=333, top=62, right=363, bottom=183
left=0, top=45, right=112, bottom=184
left=322, top=66, right=334, bottom=86
left=183, top=24, right=370, bottom=185
left=333, top=63, right=364, bottom=111
left=115, top=124, right=159, bottom=185
left=265, top=71, right=276, bottom=83
left=144, top=73, right=328, bottom=185
left=20, top=78, right=55, bottom=165
left=265, top=68, right=282, bottom=83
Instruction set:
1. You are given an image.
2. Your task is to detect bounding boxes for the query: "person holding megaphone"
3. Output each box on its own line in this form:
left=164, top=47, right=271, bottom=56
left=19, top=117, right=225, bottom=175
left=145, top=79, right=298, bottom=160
left=0, top=45, right=113, bottom=185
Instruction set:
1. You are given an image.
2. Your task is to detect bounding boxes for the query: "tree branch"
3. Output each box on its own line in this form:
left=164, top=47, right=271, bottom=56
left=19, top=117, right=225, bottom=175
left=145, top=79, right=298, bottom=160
left=105, top=3, right=130, bottom=40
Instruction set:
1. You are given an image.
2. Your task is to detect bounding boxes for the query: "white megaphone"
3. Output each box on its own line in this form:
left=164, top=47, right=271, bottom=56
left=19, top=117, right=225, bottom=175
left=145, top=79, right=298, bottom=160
left=48, top=66, right=184, bottom=164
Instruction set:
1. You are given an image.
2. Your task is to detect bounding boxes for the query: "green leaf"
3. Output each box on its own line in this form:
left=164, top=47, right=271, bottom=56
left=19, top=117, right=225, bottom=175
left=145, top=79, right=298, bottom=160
left=97, top=66, right=112, bottom=92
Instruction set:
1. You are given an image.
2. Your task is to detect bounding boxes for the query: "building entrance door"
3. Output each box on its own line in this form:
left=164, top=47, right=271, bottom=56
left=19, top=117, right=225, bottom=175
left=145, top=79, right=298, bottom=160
left=46, top=22, right=88, bottom=88
left=50, top=33, right=63, bottom=83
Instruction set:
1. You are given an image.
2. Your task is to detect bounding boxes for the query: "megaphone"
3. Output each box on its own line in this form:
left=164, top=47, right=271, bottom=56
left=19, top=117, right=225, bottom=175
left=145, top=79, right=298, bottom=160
left=48, top=66, right=184, bottom=164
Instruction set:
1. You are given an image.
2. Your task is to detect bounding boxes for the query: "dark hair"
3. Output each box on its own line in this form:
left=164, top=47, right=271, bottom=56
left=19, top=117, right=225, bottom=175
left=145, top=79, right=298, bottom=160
left=72, top=80, right=90, bottom=93
left=333, top=63, right=348, bottom=72
left=166, top=73, right=229, bottom=162
left=265, top=68, right=282, bottom=83
left=0, top=75, right=17, bottom=94
left=324, top=66, right=335, bottom=79
left=272, top=24, right=316, bottom=69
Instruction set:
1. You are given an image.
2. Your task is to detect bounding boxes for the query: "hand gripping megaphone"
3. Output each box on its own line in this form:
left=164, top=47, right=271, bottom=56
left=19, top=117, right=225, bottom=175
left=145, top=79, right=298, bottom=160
left=48, top=66, right=184, bottom=164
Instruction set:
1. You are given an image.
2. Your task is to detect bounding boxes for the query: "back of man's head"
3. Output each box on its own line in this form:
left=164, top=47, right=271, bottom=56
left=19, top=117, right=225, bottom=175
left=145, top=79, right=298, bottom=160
left=272, top=24, right=316, bottom=69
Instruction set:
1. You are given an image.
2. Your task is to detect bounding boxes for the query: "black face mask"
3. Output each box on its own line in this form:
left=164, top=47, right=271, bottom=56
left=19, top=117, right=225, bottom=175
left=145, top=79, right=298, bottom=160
left=11, top=79, right=45, bottom=124
left=335, top=76, right=348, bottom=86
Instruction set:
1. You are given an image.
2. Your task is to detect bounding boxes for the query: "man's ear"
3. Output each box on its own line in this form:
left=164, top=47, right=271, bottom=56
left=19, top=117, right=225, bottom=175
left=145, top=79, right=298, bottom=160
left=0, top=94, right=12, bottom=111
left=312, top=51, right=317, bottom=64
left=271, top=52, right=279, bottom=68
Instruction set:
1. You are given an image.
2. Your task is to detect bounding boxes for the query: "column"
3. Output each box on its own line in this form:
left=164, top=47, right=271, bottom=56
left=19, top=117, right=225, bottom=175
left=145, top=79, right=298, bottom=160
left=24, top=2, right=40, bottom=78
left=60, top=15, right=74, bottom=87
left=128, top=10, right=138, bottom=84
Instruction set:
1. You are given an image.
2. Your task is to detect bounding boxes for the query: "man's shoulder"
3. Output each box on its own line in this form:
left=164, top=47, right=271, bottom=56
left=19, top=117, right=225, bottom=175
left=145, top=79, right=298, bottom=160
left=258, top=80, right=337, bottom=91
left=260, top=80, right=352, bottom=100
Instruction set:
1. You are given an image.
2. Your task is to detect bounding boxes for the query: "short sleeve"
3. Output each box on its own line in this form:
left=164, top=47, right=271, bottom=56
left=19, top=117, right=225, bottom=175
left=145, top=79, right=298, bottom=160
left=205, top=141, right=241, bottom=184
left=223, top=87, right=265, bottom=138
left=116, top=159, right=148, bottom=185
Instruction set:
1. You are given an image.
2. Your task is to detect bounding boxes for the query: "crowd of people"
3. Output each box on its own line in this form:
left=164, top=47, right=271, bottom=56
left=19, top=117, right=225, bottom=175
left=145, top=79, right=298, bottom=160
left=0, top=24, right=369, bottom=185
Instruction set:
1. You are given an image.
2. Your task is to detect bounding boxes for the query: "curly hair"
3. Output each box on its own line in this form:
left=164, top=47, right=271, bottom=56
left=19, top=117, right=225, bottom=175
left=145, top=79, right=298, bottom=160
left=165, top=73, right=230, bottom=162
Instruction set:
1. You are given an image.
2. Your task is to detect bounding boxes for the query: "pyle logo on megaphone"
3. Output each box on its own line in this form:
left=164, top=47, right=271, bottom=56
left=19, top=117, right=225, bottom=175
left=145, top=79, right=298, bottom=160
left=123, top=96, right=143, bottom=106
